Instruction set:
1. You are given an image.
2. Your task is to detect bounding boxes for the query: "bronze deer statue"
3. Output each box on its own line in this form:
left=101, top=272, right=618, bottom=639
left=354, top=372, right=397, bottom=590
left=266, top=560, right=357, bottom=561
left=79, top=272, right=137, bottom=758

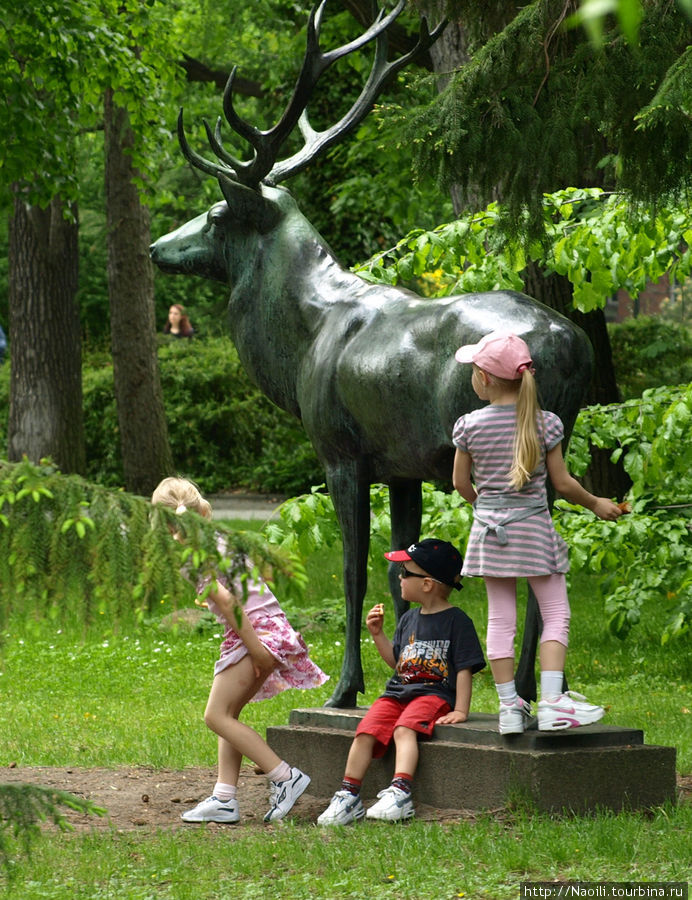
left=151, top=0, right=593, bottom=708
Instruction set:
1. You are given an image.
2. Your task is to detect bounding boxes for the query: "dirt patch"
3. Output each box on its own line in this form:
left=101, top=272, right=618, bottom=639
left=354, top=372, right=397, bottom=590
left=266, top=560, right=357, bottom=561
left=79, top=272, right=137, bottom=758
left=1, top=765, right=486, bottom=831
left=3, top=767, right=690, bottom=832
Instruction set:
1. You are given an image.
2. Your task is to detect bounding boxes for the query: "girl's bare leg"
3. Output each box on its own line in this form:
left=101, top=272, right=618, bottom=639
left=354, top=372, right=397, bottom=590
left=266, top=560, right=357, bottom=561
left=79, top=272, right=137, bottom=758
left=204, top=656, right=282, bottom=780
left=217, top=735, right=242, bottom=788
left=539, top=639, right=567, bottom=672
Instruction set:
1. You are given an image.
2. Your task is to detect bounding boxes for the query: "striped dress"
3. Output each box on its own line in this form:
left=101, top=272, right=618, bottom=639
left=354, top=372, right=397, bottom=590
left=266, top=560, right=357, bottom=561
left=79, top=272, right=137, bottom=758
left=452, top=404, right=569, bottom=577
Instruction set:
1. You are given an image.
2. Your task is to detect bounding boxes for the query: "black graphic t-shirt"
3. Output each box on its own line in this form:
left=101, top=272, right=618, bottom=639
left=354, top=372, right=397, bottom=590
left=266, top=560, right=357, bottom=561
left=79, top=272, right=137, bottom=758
left=382, top=606, right=486, bottom=706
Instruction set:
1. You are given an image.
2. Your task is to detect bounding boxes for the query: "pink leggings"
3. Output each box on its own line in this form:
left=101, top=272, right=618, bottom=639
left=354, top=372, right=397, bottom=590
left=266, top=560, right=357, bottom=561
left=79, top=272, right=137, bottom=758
left=484, top=575, right=570, bottom=660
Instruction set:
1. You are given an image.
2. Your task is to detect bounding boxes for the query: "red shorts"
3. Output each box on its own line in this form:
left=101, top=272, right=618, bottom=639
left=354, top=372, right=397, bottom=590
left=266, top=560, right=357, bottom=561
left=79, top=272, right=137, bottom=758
left=355, top=695, right=452, bottom=759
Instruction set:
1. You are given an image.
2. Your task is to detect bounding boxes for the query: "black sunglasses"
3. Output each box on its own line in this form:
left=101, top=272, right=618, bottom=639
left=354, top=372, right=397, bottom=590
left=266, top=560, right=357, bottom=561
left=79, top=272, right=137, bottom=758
left=399, top=565, right=429, bottom=580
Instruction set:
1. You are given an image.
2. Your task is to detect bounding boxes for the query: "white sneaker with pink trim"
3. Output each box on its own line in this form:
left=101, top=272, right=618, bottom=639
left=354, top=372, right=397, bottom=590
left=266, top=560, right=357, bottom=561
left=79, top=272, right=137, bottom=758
left=537, top=691, right=604, bottom=731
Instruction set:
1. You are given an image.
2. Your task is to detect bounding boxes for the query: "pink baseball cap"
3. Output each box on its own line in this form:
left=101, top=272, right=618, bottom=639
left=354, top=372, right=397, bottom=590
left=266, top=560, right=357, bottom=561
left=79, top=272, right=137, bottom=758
left=454, top=331, right=534, bottom=381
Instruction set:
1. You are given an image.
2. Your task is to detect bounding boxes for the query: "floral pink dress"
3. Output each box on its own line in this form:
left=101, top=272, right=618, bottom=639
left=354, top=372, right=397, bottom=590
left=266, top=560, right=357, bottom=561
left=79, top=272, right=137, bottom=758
left=195, top=555, right=328, bottom=702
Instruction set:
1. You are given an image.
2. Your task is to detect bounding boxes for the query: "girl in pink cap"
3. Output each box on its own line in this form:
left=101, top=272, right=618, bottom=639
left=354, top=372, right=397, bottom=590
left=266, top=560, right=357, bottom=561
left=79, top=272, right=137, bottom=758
left=452, top=332, right=623, bottom=734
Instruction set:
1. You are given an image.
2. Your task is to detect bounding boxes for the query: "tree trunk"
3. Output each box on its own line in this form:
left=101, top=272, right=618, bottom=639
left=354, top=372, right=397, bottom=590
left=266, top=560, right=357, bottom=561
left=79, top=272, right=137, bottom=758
left=427, top=19, right=470, bottom=83
left=522, top=262, right=620, bottom=406
left=104, top=89, right=173, bottom=496
left=522, top=262, right=631, bottom=499
left=7, top=191, right=85, bottom=474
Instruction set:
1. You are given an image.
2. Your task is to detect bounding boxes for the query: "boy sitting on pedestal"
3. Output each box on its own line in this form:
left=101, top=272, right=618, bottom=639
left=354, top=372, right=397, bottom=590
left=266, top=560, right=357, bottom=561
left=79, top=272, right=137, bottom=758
left=318, top=539, right=486, bottom=824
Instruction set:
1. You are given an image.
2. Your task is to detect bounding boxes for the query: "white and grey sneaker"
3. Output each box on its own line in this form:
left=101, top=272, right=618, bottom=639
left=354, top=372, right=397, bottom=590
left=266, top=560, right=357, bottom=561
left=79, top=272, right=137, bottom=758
left=317, top=790, right=366, bottom=826
left=365, top=786, right=414, bottom=822
left=499, top=696, right=534, bottom=735
left=264, top=767, right=311, bottom=822
left=181, top=795, right=239, bottom=824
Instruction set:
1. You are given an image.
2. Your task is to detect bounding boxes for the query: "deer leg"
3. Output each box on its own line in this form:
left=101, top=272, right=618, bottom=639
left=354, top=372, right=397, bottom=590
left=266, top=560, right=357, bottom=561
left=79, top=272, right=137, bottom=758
left=515, top=586, right=540, bottom=703
left=387, top=479, right=422, bottom=622
left=323, top=461, right=370, bottom=708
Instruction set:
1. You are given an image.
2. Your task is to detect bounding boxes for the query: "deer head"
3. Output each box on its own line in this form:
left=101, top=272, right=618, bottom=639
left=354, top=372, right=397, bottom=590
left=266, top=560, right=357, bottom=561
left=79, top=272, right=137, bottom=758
left=177, top=0, right=446, bottom=200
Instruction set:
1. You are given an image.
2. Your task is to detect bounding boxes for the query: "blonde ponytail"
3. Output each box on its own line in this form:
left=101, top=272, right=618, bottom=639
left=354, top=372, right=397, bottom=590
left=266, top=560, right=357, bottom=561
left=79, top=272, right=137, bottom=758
left=509, top=369, right=540, bottom=490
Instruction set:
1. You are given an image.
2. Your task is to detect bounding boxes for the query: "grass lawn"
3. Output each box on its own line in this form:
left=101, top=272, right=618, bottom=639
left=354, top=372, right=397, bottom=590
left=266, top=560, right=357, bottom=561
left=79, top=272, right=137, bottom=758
left=0, top=522, right=690, bottom=898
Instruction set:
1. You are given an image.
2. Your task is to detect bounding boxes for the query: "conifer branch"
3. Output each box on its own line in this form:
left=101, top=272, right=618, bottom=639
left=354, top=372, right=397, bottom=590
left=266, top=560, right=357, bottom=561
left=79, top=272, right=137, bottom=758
left=0, top=458, right=301, bottom=630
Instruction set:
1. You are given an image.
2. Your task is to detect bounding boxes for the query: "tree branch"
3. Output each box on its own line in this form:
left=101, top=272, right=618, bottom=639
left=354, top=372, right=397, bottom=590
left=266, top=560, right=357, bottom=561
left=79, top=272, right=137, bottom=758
left=340, top=0, right=437, bottom=70
left=179, top=53, right=264, bottom=97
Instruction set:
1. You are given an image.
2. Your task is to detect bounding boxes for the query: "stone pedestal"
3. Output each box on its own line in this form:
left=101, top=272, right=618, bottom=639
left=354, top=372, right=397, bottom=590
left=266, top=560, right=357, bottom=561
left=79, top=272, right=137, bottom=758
left=267, top=708, right=676, bottom=814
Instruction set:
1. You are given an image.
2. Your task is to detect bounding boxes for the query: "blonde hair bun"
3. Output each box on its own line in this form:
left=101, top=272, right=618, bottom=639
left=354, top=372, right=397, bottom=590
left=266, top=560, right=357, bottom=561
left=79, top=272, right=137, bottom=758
left=151, top=477, right=212, bottom=519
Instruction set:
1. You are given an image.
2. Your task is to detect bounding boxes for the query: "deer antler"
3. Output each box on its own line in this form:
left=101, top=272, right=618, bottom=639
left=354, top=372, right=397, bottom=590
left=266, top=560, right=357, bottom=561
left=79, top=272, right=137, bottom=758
left=179, top=1, right=445, bottom=190
left=177, top=108, right=237, bottom=182
left=268, top=11, right=446, bottom=184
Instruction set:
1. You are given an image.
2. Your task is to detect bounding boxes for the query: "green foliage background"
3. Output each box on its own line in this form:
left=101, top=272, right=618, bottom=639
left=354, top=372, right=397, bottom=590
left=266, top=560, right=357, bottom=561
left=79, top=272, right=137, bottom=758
left=356, top=188, right=692, bottom=315
left=557, top=382, right=692, bottom=643
left=403, top=1, right=692, bottom=231
left=608, top=316, right=692, bottom=398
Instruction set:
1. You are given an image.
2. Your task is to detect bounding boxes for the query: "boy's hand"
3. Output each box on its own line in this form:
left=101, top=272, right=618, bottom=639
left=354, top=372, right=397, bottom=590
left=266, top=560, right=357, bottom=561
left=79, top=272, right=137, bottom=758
left=365, top=603, right=385, bottom=636
left=436, top=710, right=468, bottom=725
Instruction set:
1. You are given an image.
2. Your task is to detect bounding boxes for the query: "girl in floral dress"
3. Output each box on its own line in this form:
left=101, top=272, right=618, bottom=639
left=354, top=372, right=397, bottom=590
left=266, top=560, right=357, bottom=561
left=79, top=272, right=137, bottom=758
left=151, top=477, right=328, bottom=823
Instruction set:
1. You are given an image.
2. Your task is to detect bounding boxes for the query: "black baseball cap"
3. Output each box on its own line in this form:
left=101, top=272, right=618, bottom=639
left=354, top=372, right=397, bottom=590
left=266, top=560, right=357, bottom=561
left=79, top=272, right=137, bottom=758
left=385, top=539, right=463, bottom=590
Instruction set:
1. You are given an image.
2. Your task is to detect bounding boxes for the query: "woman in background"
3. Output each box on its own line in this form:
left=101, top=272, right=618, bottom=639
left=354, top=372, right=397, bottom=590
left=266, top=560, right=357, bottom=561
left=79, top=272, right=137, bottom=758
left=164, top=304, right=194, bottom=338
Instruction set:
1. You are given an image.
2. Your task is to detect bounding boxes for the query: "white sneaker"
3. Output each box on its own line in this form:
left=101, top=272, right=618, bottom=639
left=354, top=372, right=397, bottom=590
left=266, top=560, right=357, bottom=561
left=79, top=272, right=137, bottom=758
left=181, top=795, right=239, bottom=823
left=365, top=786, right=414, bottom=822
left=537, top=691, right=605, bottom=731
left=264, top=767, right=311, bottom=822
left=499, top=696, right=534, bottom=734
left=317, top=790, right=366, bottom=826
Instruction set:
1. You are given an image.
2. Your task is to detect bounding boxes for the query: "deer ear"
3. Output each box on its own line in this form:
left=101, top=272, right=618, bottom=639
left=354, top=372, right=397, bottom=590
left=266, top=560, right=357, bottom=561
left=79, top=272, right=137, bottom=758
left=217, top=175, right=282, bottom=234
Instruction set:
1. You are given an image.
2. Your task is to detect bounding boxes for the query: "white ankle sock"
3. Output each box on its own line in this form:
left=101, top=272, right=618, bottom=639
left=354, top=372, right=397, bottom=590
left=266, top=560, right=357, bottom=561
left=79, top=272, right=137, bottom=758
left=495, top=680, right=518, bottom=704
left=266, top=761, right=291, bottom=784
left=213, top=782, right=237, bottom=802
left=541, top=670, right=564, bottom=701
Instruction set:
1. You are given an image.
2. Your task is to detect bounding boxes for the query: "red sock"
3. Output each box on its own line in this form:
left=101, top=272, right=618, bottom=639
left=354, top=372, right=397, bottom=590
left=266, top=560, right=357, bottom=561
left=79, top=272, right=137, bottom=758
left=341, top=776, right=362, bottom=796
left=391, top=773, right=413, bottom=794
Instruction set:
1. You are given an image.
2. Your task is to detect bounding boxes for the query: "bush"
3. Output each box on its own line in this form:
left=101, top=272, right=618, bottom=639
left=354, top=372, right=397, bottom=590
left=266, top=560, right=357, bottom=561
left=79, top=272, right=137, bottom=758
left=608, top=316, right=692, bottom=399
left=0, top=361, right=8, bottom=454
left=0, top=338, right=322, bottom=496
left=81, top=360, right=123, bottom=485
left=560, top=382, right=692, bottom=644
left=156, top=337, right=322, bottom=495
left=84, top=337, right=323, bottom=495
